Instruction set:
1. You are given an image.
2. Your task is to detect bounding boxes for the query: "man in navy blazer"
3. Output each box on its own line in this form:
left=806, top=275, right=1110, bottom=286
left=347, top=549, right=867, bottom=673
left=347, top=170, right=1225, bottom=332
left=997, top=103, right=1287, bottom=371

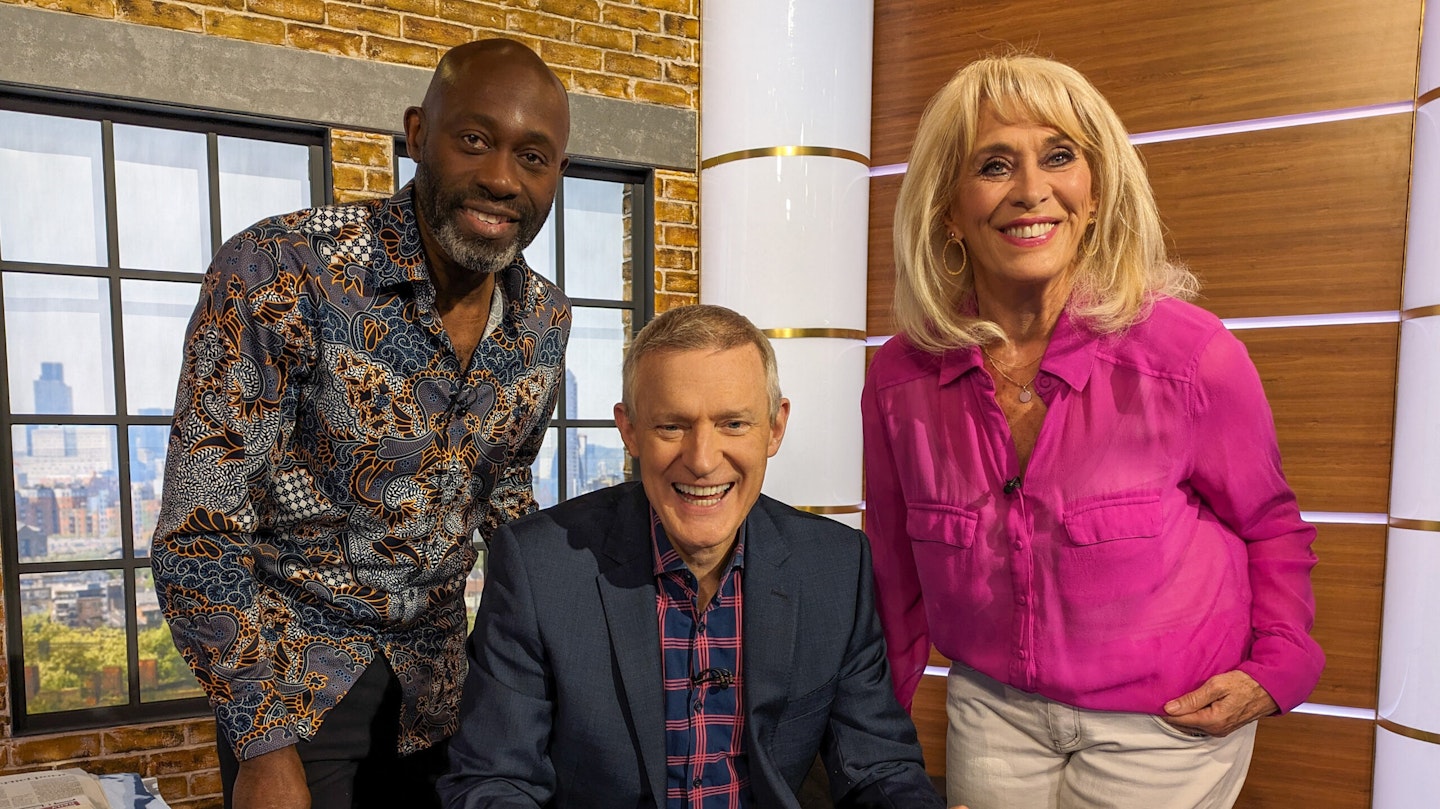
left=439, top=305, right=948, bottom=808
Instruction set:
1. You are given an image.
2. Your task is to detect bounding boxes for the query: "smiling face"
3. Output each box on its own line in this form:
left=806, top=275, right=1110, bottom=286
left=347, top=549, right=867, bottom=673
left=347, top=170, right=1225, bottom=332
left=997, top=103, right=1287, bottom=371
left=614, top=344, right=789, bottom=568
left=946, top=104, right=1096, bottom=299
left=405, top=42, right=570, bottom=279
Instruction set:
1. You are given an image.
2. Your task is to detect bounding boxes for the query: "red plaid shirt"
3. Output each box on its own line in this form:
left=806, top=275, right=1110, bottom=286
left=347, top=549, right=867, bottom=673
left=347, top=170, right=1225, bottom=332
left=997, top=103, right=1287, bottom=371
left=651, top=509, right=751, bottom=808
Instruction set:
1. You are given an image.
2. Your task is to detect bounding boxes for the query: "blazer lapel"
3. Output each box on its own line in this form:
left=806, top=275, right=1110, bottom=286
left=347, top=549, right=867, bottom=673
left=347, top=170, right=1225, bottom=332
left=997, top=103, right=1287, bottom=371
left=597, top=486, right=667, bottom=804
left=740, top=500, right=797, bottom=726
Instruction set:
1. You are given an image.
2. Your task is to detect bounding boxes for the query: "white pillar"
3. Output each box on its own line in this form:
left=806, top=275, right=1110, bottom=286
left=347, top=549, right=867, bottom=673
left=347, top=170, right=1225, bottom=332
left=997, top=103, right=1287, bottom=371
left=699, top=0, right=873, bottom=527
left=1374, top=7, right=1440, bottom=806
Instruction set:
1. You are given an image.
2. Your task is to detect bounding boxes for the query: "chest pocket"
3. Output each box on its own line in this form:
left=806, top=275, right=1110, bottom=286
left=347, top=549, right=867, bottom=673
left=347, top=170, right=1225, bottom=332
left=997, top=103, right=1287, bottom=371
left=1063, top=491, right=1162, bottom=545
left=906, top=504, right=978, bottom=549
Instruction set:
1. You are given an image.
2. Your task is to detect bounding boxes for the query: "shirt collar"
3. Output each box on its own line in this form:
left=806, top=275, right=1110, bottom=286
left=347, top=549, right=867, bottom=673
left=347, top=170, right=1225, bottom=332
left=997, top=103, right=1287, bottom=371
left=649, top=507, right=746, bottom=577
left=936, top=304, right=1099, bottom=393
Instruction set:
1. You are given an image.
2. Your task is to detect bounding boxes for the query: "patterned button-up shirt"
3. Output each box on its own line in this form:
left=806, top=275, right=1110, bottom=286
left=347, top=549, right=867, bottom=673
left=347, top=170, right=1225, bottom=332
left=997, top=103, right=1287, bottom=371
left=652, top=511, right=751, bottom=809
left=152, top=183, right=570, bottom=760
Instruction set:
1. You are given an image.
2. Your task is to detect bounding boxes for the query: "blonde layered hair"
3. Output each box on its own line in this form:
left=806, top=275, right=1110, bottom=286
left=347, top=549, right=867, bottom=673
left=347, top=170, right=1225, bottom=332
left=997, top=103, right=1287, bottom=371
left=892, top=54, right=1197, bottom=353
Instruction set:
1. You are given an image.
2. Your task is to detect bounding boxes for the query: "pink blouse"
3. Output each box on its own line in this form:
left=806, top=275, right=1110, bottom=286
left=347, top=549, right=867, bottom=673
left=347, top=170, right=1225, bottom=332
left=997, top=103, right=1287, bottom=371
left=862, top=297, right=1324, bottom=715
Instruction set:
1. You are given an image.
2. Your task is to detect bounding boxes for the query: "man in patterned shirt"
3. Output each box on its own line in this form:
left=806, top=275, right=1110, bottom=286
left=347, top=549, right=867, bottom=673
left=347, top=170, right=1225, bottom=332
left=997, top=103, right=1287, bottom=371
left=440, top=305, right=951, bottom=809
left=152, top=39, right=571, bottom=809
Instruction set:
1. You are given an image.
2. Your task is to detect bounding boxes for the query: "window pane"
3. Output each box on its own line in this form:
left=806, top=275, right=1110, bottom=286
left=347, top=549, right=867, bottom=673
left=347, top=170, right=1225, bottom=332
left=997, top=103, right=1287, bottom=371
left=0, top=110, right=107, bottom=266
left=129, top=424, right=170, bottom=558
left=529, top=427, right=559, bottom=510
left=396, top=154, right=416, bottom=188
left=561, top=177, right=629, bottom=300
left=114, top=124, right=211, bottom=273
left=4, top=272, right=115, bottom=415
left=524, top=205, right=557, bottom=283
left=12, top=425, right=122, bottom=562
left=218, top=136, right=312, bottom=242
left=122, top=279, right=199, bottom=416
left=135, top=568, right=204, bottom=702
left=565, top=307, right=629, bottom=420
left=566, top=427, right=627, bottom=498
left=19, top=570, right=128, bottom=713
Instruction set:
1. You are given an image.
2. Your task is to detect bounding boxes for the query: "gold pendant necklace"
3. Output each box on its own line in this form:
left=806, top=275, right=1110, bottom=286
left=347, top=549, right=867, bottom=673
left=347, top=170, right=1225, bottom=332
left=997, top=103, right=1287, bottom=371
left=982, top=348, right=1037, bottom=404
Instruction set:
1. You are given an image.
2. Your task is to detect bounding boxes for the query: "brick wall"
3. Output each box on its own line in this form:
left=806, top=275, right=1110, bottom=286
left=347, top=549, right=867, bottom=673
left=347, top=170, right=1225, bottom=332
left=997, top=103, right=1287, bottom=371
left=0, top=1, right=699, bottom=805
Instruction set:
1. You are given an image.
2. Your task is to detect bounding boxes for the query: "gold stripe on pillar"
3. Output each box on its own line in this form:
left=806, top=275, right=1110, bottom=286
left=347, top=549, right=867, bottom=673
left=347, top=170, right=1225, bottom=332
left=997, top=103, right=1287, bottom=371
left=762, top=327, right=867, bottom=340
left=792, top=504, right=864, bottom=515
left=701, top=145, right=870, bottom=171
left=1390, top=517, right=1440, bottom=532
left=1378, top=718, right=1440, bottom=745
left=1420, top=86, right=1440, bottom=107
left=1401, top=303, right=1440, bottom=320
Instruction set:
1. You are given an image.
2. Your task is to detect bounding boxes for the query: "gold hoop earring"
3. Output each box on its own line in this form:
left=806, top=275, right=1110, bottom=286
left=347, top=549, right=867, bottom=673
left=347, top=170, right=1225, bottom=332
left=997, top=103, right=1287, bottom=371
left=943, top=236, right=969, bottom=277
left=1082, top=219, right=1100, bottom=259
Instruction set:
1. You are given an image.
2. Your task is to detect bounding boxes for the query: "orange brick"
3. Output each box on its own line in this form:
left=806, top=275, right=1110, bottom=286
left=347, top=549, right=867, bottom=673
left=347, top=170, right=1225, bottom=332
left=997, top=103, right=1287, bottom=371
left=156, top=774, right=190, bottom=801
left=102, top=723, right=188, bottom=755
left=366, top=35, right=440, bottom=67
left=655, top=246, right=693, bottom=270
left=402, top=14, right=474, bottom=46
left=360, top=0, right=434, bottom=15
left=335, top=188, right=389, bottom=203
left=89, top=754, right=148, bottom=775
left=506, top=7, right=570, bottom=38
left=633, top=80, right=688, bottom=107
left=655, top=292, right=694, bottom=313
left=205, top=11, right=287, bottom=44
left=659, top=174, right=697, bottom=202
left=145, top=745, right=217, bottom=776
left=288, top=23, right=364, bottom=56
left=10, top=732, right=102, bottom=766
left=364, top=167, right=395, bottom=192
left=600, top=3, right=659, bottom=32
left=655, top=200, right=693, bottom=225
left=186, top=720, right=217, bottom=745
left=30, top=0, right=118, bottom=18
left=661, top=12, right=696, bottom=38
left=664, top=61, right=697, bottom=86
left=189, top=767, right=223, bottom=797
left=568, top=69, right=630, bottom=98
left=332, top=163, right=367, bottom=191
left=660, top=270, right=697, bottom=294
left=573, top=21, right=629, bottom=49
left=247, top=0, right=325, bottom=23
left=326, top=2, right=401, bottom=35
left=331, top=136, right=392, bottom=168
left=438, top=0, right=504, bottom=28
left=539, top=40, right=603, bottom=71
left=186, top=0, right=248, bottom=8
left=634, top=33, right=689, bottom=60
left=117, top=0, right=204, bottom=32
left=636, top=0, right=689, bottom=11
left=169, top=798, right=224, bottom=809
left=536, top=0, right=596, bottom=21
left=604, top=51, right=661, bottom=80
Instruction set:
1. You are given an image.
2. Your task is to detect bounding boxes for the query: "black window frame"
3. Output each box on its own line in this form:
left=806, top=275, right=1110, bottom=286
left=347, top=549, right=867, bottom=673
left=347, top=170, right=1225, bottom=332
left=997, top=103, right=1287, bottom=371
left=0, top=85, right=330, bottom=735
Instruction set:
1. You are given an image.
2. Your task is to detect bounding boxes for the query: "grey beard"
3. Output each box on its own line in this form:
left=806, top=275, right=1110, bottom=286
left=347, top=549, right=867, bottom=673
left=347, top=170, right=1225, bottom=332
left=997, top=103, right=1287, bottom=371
left=430, top=215, right=518, bottom=276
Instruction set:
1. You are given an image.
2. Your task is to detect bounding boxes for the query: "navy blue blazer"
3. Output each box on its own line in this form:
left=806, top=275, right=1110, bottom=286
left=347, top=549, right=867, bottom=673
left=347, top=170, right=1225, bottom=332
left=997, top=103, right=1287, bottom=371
left=439, top=482, right=943, bottom=809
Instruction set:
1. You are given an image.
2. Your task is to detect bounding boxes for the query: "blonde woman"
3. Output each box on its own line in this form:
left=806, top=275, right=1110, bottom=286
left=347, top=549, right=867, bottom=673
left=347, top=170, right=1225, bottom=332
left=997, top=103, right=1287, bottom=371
left=862, top=55, right=1323, bottom=809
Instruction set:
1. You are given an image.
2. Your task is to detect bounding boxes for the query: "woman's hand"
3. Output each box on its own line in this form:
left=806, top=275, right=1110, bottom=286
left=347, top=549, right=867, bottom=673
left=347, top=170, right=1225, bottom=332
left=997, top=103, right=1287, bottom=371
left=1162, top=670, right=1278, bottom=737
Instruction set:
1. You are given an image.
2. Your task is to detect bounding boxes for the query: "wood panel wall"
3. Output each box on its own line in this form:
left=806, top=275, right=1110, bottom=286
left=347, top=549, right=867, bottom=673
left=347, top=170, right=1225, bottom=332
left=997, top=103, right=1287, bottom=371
left=866, top=1, right=1423, bottom=805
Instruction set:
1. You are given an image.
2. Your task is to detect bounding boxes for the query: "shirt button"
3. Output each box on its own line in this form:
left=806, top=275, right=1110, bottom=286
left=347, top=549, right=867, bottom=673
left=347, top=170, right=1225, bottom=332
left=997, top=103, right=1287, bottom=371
left=692, top=700, right=702, bottom=713
left=697, top=622, right=706, bottom=633
left=1037, top=376, right=1053, bottom=390
left=692, top=777, right=703, bottom=788
left=1017, top=595, right=1027, bottom=605
left=1013, top=540, right=1025, bottom=550
left=1018, top=649, right=1028, bottom=659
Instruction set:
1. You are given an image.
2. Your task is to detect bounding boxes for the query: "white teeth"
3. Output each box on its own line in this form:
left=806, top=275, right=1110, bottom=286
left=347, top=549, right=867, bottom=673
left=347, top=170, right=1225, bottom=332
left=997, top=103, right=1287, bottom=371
left=1003, top=222, right=1055, bottom=239
left=471, top=211, right=507, bottom=225
left=675, top=483, right=731, bottom=497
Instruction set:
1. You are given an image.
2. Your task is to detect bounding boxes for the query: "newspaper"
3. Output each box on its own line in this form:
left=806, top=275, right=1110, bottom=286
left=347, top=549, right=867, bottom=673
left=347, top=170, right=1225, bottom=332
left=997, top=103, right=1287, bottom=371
left=0, top=768, right=108, bottom=809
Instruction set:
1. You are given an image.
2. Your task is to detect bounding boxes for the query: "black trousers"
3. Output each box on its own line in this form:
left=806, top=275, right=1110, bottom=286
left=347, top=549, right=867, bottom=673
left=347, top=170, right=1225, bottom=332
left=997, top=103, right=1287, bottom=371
left=218, top=658, right=449, bottom=809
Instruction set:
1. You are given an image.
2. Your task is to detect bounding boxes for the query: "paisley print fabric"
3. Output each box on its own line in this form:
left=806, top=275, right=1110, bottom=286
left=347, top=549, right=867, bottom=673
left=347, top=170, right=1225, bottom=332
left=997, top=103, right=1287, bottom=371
left=152, top=183, right=570, bottom=760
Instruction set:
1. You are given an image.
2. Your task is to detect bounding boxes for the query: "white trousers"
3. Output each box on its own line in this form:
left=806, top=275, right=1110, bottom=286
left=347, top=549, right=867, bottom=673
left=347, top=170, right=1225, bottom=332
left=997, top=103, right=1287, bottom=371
left=945, top=664, right=1257, bottom=809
